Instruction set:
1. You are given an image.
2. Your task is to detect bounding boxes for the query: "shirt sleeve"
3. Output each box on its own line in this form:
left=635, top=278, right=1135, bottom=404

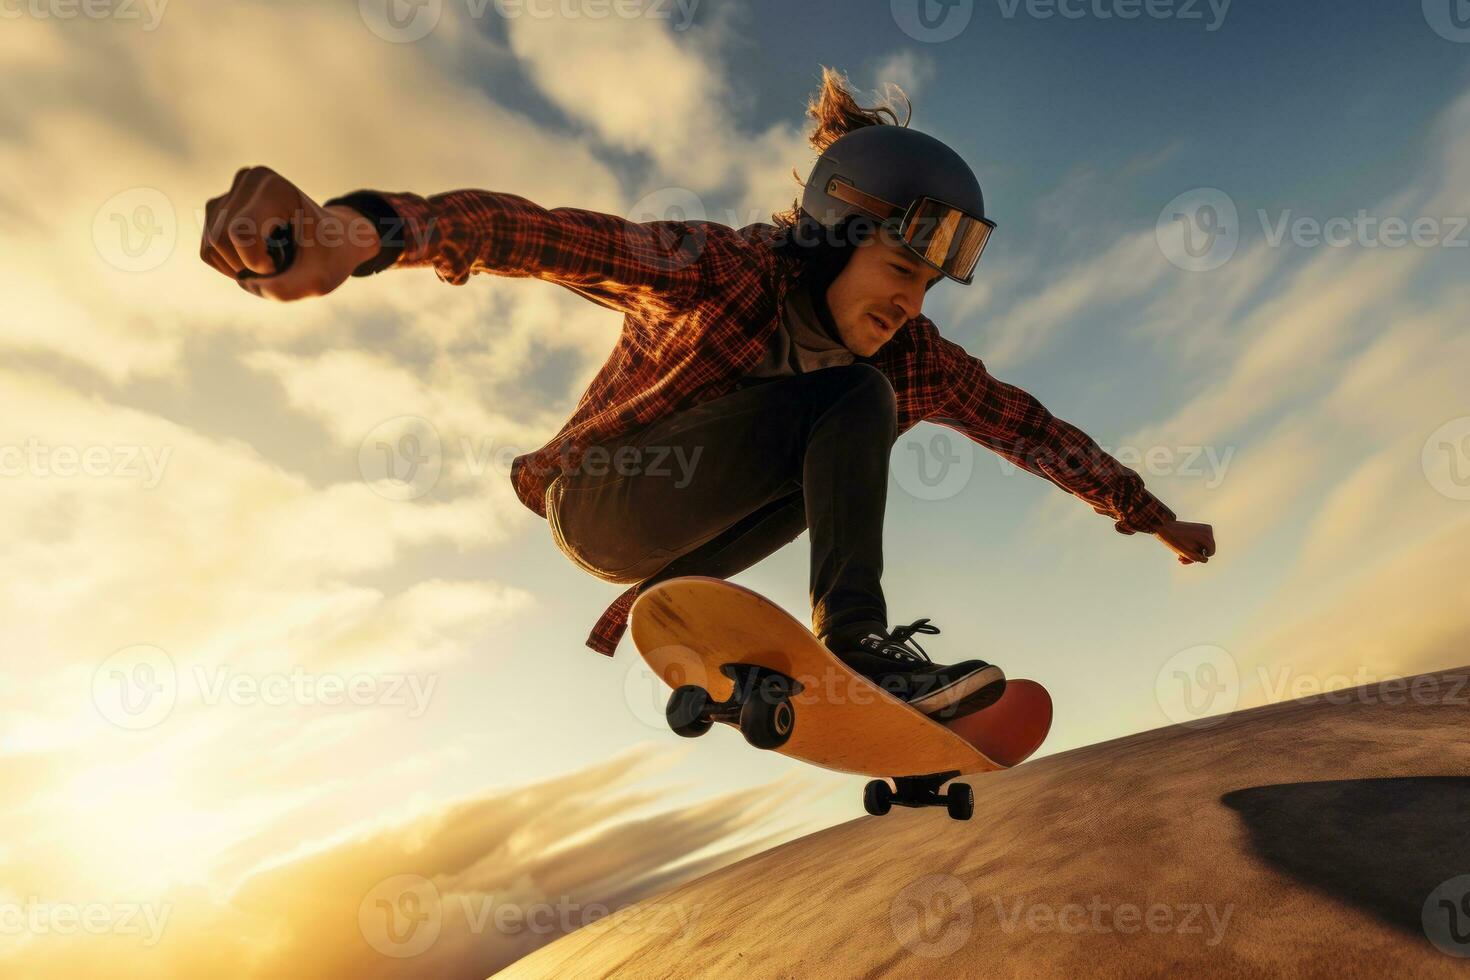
left=928, top=335, right=1177, bottom=535
left=322, top=188, right=712, bottom=321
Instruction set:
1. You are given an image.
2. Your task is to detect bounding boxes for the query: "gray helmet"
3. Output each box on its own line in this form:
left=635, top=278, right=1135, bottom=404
left=799, top=125, right=995, bottom=285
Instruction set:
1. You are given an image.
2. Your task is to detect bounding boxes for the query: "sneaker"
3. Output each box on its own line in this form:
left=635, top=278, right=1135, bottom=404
left=822, top=618, right=1006, bottom=720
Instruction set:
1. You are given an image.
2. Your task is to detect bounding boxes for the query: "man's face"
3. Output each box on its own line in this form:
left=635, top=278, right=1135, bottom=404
left=824, top=235, right=943, bottom=356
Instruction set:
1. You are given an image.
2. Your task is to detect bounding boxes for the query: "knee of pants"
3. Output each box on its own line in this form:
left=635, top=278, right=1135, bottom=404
left=820, top=362, right=897, bottom=430
left=545, top=477, right=650, bottom=585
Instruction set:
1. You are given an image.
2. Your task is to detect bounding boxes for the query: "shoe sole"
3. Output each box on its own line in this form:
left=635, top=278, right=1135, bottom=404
left=909, top=666, right=1007, bottom=720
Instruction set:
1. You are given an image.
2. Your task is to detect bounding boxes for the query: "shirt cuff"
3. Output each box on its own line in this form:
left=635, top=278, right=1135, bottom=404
left=322, top=190, right=409, bottom=277
left=1113, top=496, right=1177, bottom=536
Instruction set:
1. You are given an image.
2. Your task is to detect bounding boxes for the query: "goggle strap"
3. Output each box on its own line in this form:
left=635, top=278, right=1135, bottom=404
left=824, top=177, right=901, bottom=221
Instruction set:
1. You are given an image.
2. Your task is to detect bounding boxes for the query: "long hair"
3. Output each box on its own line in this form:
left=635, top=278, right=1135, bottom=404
left=769, top=66, right=913, bottom=230
left=770, top=67, right=913, bottom=292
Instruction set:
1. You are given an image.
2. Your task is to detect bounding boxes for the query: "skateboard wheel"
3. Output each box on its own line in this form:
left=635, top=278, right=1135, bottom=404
left=946, top=782, right=974, bottom=821
left=666, top=685, right=713, bottom=737
left=739, top=694, right=794, bottom=749
left=863, top=779, right=892, bottom=816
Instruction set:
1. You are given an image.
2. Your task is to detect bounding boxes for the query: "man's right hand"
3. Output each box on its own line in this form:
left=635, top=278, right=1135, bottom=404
left=1155, top=519, right=1216, bottom=565
left=200, top=166, right=380, bottom=302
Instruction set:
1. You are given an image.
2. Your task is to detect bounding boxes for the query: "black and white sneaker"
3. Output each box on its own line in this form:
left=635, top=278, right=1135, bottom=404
left=823, top=618, right=1006, bottom=721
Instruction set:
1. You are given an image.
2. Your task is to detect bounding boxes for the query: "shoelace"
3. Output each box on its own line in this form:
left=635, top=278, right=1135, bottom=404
left=859, top=618, right=940, bottom=664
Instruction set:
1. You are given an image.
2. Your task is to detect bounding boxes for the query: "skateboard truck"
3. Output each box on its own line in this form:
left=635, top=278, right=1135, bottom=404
left=665, top=664, right=804, bottom=750
left=864, top=772, right=975, bottom=821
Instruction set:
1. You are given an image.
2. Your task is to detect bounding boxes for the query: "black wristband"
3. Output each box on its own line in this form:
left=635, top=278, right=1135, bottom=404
left=323, top=191, right=410, bottom=277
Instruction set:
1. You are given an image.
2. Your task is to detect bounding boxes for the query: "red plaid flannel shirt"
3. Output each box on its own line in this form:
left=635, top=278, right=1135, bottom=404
left=330, top=188, right=1177, bottom=657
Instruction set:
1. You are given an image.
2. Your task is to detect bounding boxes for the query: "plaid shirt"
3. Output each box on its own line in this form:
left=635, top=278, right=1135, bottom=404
left=328, top=188, right=1177, bottom=657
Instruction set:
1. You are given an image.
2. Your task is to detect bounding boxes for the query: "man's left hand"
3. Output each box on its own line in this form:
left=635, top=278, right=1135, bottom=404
left=1156, top=520, right=1216, bottom=565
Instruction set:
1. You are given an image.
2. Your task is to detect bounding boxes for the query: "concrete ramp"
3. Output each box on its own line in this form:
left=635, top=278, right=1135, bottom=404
left=502, top=667, right=1470, bottom=977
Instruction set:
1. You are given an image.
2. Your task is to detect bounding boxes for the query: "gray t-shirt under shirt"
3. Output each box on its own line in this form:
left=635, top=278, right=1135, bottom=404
left=740, top=280, right=856, bottom=381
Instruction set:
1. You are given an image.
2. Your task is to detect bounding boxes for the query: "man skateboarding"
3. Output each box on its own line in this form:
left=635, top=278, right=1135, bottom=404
left=201, top=68, right=1215, bottom=723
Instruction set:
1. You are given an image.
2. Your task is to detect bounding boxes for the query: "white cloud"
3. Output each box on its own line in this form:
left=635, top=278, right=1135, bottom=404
left=0, top=9, right=847, bottom=961
left=0, top=4, right=632, bottom=383
left=0, top=747, right=819, bottom=979
left=503, top=4, right=741, bottom=188
left=979, top=227, right=1170, bottom=367
left=870, top=50, right=937, bottom=104
left=1236, top=515, right=1470, bottom=707
left=0, top=368, right=530, bottom=746
left=1020, top=85, right=1470, bottom=602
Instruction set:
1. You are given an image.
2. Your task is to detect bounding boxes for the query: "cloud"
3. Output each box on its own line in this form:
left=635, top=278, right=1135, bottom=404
left=0, top=3, right=632, bottom=384
left=977, top=227, right=1173, bottom=367
left=1132, top=89, right=1470, bottom=452
left=2, top=0, right=836, bottom=398
left=0, top=368, right=526, bottom=662
left=241, top=346, right=562, bottom=501
left=1234, top=515, right=1470, bottom=707
left=499, top=2, right=820, bottom=237
left=0, top=365, right=542, bottom=902
left=870, top=50, right=937, bottom=104
left=0, top=13, right=853, bottom=977
left=1022, top=81, right=1470, bottom=557
left=503, top=3, right=743, bottom=188
left=0, top=747, right=819, bottom=979
left=995, top=86, right=1470, bottom=755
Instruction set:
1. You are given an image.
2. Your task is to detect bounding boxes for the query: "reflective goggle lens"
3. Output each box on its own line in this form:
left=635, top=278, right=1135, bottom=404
left=901, top=198, right=995, bottom=283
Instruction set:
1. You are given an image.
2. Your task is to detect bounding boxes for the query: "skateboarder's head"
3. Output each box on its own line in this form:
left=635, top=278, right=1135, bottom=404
left=771, top=67, right=995, bottom=356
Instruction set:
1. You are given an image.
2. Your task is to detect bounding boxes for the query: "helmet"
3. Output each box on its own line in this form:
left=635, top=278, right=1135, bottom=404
left=798, top=125, right=995, bottom=285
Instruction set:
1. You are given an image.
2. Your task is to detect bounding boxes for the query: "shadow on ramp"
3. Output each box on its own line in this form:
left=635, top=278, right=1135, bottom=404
left=1222, top=777, right=1470, bottom=937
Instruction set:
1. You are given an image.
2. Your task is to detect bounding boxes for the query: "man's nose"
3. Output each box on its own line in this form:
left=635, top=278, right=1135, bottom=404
left=893, top=285, right=924, bottom=321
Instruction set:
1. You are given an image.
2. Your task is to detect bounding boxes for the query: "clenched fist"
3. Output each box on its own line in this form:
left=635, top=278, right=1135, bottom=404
left=200, top=166, right=380, bottom=301
left=1155, top=519, right=1217, bottom=565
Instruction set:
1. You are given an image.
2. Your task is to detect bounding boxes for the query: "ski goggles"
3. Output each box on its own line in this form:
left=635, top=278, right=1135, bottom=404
left=824, top=176, right=996, bottom=285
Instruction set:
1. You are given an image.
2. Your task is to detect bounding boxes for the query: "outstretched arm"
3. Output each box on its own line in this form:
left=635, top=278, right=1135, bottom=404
left=324, top=187, right=713, bottom=320
left=929, top=337, right=1216, bottom=564
left=201, top=167, right=719, bottom=319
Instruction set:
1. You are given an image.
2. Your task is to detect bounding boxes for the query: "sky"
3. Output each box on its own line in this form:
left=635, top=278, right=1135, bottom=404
left=2, top=0, right=1469, bottom=975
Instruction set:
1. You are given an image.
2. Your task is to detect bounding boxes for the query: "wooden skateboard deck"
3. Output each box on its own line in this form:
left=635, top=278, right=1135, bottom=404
left=630, top=576, right=1052, bottom=790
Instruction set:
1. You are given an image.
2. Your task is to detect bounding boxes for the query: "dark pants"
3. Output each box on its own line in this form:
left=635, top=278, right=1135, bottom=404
left=545, top=363, right=896, bottom=640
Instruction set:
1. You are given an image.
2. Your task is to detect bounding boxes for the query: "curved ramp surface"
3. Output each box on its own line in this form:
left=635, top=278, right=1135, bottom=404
left=500, top=666, right=1470, bottom=978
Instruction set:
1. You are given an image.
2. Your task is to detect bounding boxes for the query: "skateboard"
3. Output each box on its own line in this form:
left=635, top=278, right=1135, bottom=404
left=629, top=576, right=1053, bottom=820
